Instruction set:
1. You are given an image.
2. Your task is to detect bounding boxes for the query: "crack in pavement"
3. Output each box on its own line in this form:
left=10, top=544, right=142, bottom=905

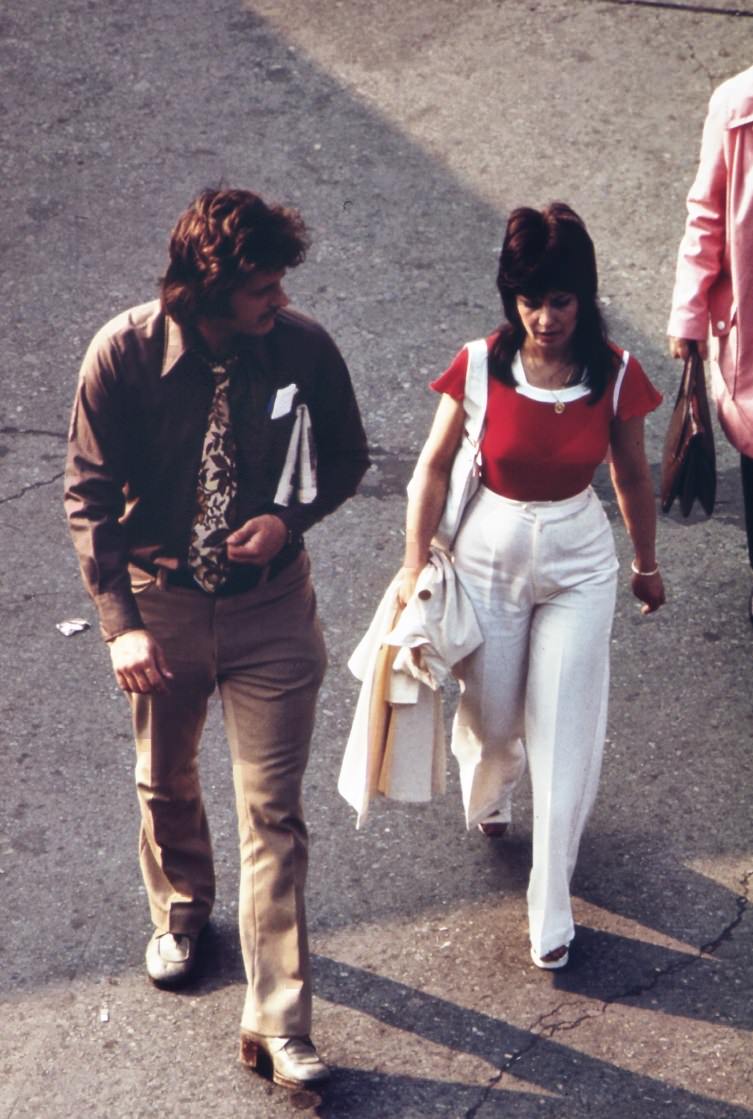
left=684, top=40, right=717, bottom=87
left=598, top=0, right=753, bottom=16
left=464, top=869, right=751, bottom=1118
left=0, top=470, right=65, bottom=506
left=0, top=425, right=67, bottom=439
left=0, top=429, right=68, bottom=509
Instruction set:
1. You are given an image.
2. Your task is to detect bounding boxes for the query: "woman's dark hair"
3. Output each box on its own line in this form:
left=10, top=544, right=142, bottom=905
left=489, top=202, right=618, bottom=402
left=160, top=188, right=309, bottom=326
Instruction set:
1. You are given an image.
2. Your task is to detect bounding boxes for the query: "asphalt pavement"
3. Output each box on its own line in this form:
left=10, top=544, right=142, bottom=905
left=1, top=1, right=752, bottom=1116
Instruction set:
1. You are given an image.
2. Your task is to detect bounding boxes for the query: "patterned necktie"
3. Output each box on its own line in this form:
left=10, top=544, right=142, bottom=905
left=188, top=360, right=238, bottom=591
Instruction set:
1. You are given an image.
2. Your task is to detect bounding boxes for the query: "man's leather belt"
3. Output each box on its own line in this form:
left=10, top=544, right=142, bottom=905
left=136, top=543, right=302, bottom=597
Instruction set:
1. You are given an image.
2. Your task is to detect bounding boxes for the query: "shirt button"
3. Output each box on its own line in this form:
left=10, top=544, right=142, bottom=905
left=716, top=320, right=726, bottom=331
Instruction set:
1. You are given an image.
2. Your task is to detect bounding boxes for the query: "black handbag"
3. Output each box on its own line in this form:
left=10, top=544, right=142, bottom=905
left=660, top=345, right=716, bottom=517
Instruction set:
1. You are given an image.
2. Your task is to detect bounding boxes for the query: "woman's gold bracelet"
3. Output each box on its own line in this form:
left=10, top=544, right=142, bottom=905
left=630, top=560, right=660, bottom=577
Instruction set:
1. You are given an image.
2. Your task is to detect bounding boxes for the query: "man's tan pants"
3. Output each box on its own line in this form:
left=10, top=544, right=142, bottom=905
left=129, top=553, right=326, bottom=1037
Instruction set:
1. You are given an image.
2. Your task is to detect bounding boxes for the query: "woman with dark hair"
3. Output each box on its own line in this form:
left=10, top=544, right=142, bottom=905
left=399, top=203, right=665, bottom=969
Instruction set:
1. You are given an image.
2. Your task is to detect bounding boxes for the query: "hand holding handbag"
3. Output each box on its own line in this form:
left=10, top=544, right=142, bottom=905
left=660, top=343, right=716, bottom=517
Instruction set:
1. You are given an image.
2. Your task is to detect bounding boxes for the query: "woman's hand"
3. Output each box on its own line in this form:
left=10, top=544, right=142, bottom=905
left=630, top=569, right=666, bottom=615
left=668, top=336, right=708, bottom=361
left=397, top=565, right=422, bottom=607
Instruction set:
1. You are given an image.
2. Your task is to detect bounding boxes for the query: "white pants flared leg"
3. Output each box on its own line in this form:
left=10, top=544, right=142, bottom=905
left=451, top=485, right=618, bottom=958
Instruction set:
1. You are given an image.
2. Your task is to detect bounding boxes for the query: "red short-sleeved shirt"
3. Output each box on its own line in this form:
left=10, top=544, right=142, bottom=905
left=431, top=336, right=663, bottom=501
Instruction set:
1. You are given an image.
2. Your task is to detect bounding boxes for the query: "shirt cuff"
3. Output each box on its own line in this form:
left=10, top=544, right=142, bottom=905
left=667, top=311, right=709, bottom=341
left=272, top=507, right=310, bottom=541
left=94, top=590, right=144, bottom=642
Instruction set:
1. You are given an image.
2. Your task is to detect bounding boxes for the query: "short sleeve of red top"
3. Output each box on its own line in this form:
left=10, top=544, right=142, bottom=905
left=431, top=337, right=663, bottom=501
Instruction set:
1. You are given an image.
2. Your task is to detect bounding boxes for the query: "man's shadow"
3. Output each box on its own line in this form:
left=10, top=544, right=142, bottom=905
left=197, top=819, right=751, bottom=1035
left=306, top=955, right=752, bottom=1117
left=192, top=915, right=751, bottom=1117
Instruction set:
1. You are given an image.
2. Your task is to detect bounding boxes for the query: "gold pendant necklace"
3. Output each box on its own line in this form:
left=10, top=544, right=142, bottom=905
left=521, top=352, right=574, bottom=414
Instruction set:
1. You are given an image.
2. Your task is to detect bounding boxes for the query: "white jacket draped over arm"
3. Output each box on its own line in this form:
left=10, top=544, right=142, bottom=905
left=338, top=548, right=482, bottom=828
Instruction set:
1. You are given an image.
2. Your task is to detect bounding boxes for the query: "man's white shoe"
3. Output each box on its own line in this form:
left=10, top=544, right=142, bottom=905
left=145, top=931, right=197, bottom=987
left=239, top=1032, right=330, bottom=1089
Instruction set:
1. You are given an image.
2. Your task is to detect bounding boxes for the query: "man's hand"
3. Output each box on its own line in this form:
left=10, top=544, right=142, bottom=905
left=668, top=336, right=708, bottom=360
left=109, top=629, right=173, bottom=694
left=226, top=514, right=288, bottom=566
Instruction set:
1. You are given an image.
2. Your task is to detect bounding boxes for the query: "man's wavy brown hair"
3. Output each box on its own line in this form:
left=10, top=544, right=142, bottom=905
left=160, top=188, right=309, bottom=326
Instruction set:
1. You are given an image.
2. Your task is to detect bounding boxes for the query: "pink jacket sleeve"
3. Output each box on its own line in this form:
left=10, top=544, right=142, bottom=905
left=667, top=86, right=729, bottom=341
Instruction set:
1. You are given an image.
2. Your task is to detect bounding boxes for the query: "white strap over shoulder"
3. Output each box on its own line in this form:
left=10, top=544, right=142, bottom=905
left=463, top=338, right=489, bottom=442
left=429, top=339, right=488, bottom=552
left=612, top=350, right=629, bottom=417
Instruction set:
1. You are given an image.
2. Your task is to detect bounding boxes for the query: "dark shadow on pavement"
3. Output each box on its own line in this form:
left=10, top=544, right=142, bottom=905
left=311, top=955, right=753, bottom=1119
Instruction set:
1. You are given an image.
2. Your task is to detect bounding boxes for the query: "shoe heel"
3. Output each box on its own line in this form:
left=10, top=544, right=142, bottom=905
left=239, top=1035, right=261, bottom=1069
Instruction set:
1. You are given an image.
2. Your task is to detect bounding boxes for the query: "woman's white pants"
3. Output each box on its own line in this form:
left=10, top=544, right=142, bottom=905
left=451, top=485, right=618, bottom=958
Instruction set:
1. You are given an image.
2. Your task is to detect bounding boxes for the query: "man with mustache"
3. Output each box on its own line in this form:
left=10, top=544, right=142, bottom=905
left=65, top=188, right=369, bottom=1090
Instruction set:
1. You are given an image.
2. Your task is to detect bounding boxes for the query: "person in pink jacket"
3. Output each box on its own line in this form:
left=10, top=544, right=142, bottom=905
left=668, top=65, right=753, bottom=618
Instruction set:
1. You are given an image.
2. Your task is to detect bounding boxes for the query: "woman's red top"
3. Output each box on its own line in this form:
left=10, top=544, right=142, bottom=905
left=431, top=337, right=663, bottom=501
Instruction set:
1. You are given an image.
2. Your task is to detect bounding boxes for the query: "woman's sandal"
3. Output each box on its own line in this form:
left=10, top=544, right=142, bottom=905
left=530, top=945, right=570, bottom=970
